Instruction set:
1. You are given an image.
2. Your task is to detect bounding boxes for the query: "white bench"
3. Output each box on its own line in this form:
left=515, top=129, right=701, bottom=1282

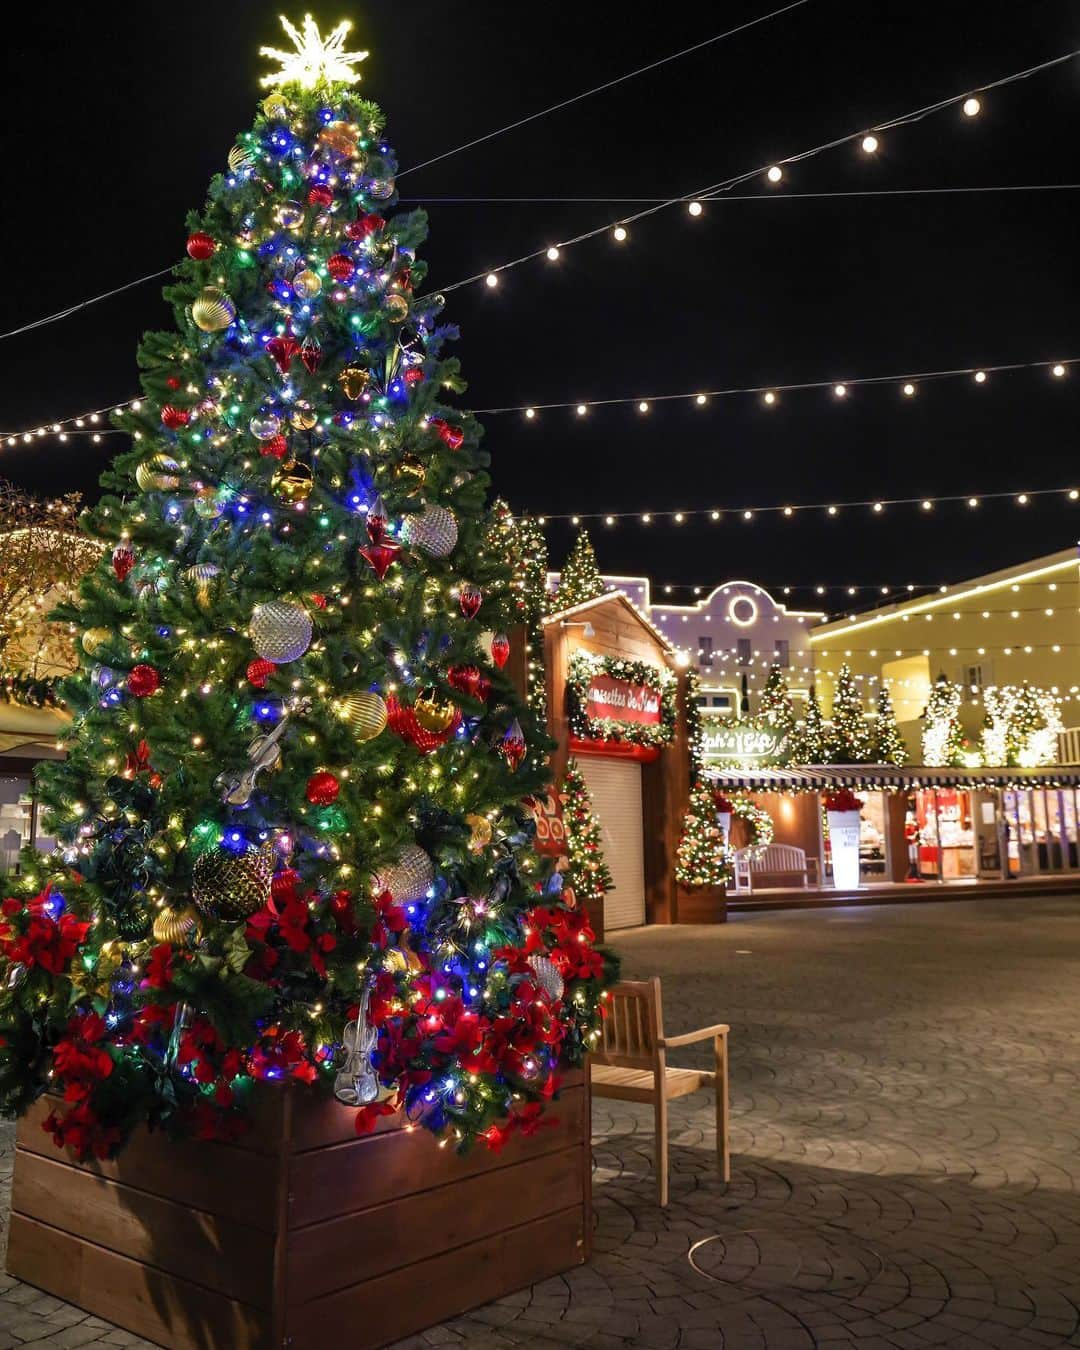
left=731, top=843, right=820, bottom=893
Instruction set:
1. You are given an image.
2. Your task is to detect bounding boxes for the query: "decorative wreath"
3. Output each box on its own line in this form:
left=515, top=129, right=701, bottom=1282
left=567, top=652, right=677, bottom=749
left=716, top=792, right=774, bottom=861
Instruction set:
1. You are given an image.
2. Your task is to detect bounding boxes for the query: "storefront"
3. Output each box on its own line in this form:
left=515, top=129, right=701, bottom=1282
left=0, top=701, right=68, bottom=878
left=701, top=764, right=1080, bottom=894
left=542, top=592, right=689, bottom=935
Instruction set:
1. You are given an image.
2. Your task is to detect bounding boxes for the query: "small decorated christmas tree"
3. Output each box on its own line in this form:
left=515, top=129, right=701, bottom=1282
left=675, top=781, right=731, bottom=889
left=507, top=508, right=550, bottom=720
left=793, top=685, right=827, bottom=764
left=828, top=663, right=872, bottom=763
left=873, top=685, right=908, bottom=766
left=561, top=760, right=613, bottom=911
left=0, top=17, right=608, bottom=1161
left=922, top=674, right=965, bottom=766
left=555, top=529, right=606, bottom=610
left=759, top=664, right=796, bottom=739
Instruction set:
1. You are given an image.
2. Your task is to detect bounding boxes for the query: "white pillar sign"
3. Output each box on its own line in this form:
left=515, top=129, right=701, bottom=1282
left=827, top=809, right=862, bottom=890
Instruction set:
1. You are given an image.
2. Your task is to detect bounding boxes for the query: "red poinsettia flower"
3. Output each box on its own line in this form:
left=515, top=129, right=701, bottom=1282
left=43, top=1101, right=121, bottom=1161
left=372, top=890, right=408, bottom=949
left=53, top=1012, right=114, bottom=1103
left=354, top=1100, right=396, bottom=1136
left=141, top=944, right=173, bottom=990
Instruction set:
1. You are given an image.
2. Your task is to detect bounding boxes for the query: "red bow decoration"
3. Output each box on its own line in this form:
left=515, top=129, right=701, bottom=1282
left=265, top=334, right=300, bottom=374
left=448, top=666, right=491, bottom=703
left=123, top=739, right=162, bottom=789
left=429, top=418, right=465, bottom=451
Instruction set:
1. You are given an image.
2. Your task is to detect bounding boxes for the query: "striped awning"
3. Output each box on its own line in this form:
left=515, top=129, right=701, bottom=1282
left=703, top=763, right=1080, bottom=792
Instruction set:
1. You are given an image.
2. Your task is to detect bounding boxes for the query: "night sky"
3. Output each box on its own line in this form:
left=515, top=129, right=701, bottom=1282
left=2, top=1, right=1077, bottom=613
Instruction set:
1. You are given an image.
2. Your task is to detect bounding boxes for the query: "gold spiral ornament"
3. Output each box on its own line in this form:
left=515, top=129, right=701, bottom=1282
left=135, top=454, right=182, bottom=492
left=192, top=287, right=236, bottom=332
left=153, top=905, right=204, bottom=946
left=81, top=627, right=112, bottom=655
left=465, top=813, right=493, bottom=852
left=413, top=690, right=457, bottom=734
left=334, top=691, right=388, bottom=742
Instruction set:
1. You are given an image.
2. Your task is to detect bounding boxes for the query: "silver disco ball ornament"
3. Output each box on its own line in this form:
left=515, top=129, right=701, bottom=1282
left=401, top=504, right=458, bottom=559
left=371, top=844, right=434, bottom=904
left=527, top=953, right=565, bottom=1001
left=250, top=600, right=313, bottom=664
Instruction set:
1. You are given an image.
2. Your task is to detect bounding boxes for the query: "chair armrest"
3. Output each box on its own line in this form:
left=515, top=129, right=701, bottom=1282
left=659, top=1024, right=729, bottom=1048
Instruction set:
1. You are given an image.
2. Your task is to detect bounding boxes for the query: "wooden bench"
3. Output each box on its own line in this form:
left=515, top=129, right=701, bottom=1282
left=731, top=842, right=820, bottom=894
left=589, top=978, right=729, bottom=1206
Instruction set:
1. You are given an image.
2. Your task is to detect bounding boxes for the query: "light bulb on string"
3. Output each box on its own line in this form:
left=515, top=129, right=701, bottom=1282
left=1052, top=363, right=1066, bottom=377
left=763, top=391, right=777, bottom=406
left=612, top=225, right=628, bottom=243
left=974, top=370, right=987, bottom=383
left=861, top=134, right=880, bottom=153
left=546, top=246, right=560, bottom=261
left=766, top=165, right=783, bottom=184
left=833, top=384, right=847, bottom=398
left=688, top=200, right=703, bottom=217
left=902, top=382, right=916, bottom=397
left=484, top=273, right=498, bottom=288
left=962, top=96, right=982, bottom=117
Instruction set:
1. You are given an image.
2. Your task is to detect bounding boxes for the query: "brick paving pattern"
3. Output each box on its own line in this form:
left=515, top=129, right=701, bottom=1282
left=1, top=895, right=1079, bottom=1347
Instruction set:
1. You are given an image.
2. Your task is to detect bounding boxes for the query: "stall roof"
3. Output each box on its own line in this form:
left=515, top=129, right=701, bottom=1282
left=703, top=763, right=1080, bottom=791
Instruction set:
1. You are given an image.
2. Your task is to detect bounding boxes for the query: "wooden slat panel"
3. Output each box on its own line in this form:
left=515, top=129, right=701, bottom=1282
left=16, top=1100, right=278, bottom=1231
left=287, top=1205, right=586, bottom=1350
left=7, top=1214, right=269, bottom=1350
left=11, top=1151, right=273, bottom=1306
left=290, top=1145, right=583, bottom=1299
left=289, top=1080, right=586, bottom=1228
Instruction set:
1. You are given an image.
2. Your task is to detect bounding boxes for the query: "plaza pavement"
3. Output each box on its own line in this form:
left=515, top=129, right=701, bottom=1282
left=1, top=895, right=1079, bottom=1347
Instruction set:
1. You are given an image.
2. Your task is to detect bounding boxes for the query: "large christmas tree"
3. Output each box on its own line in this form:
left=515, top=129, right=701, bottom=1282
left=758, top=664, right=796, bottom=740
left=792, top=685, right=827, bottom=764
left=0, top=18, right=608, bottom=1160
left=827, top=663, right=872, bottom=763
left=555, top=529, right=606, bottom=610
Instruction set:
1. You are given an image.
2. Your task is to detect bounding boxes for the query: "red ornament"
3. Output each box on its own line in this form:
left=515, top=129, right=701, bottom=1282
left=429, top=418, right=464, bottom=451
left=160, top=405, right=190, bottom=430
left=308, top=184, right=334, bottom=207
left=498, top=720, right=527, bottom=773
left=394, top=268, right=413, bottom=292
left=166, top=376, right=182, bottom=391
left=447, top=665, right=492, bottom=703
left=386, top=695, right=461, bottom=754
left=127, top=664, right=161, bottom=699
left=327, top=253, right=355, bottom=282
left=459, top=584, right=482, bottom=620
left=265, top=334, right=300, bottom=374
left=260, top=434, right=290, bottom=460
left=359, top=541, right=401, bottom=580
left=247, top=658, right=277, bottom=689
left=309, top=593, right=328, bottom=610
left=186, top=232, right=216, bottom=261
left=346, top=212, right=385, bottom=240
left=300, top=334, right=322, bottom=373
left=474, top=672, right=492, bottom=702
left=111, top=545, right=135, bottom=583
left=491, top=634, right=510, bottom=669
left=306, top=771, right=341, bottom=806
left=366, top=494, right=389, bottom=543
left=403, top=368, right=425, bottom=387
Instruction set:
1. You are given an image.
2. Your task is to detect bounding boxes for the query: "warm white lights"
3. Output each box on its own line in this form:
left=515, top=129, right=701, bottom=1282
left=766, top=165, right=783, bottom=184
left=827, top=505, right=838, bottom=516
left=260, top=15, right=368, bottom=90
left=485, top=272, right=499, bottom=288
left=763, top=390, right=777, bottom=406
left=833, top=384, right=847, bottom=398
left=962, top=96, right=981, bottom=117
left=1052, top=362, right=1066, bottom=377
left=743, top=510, right=754, bottom=521
left=1017, top=493, right=1029, bottom=504
left=974, top=370, right=987, bottom=383
left=783, top=506, right=794, bottom=517
left=688, top=200, right=703, bottom=217
left=576, top=404, right=588, bottom=417
left=861, top=134, right=880, bottom=153
left=524, top=408, right=536, bottom=420
left=968, top=496, right=979, bottom=507
left=638, top=401, right=650, bottom=414
left=695, top=394, right=708, bottom=406
left=612, top=225, right=628, bottom=243
left=921, top=500, right=933, bottom=511
left=546, top=246, right=560, bottom=261
left=604, top=515, right=615, bottom=526
left=872, top=501, right=883, bottom=513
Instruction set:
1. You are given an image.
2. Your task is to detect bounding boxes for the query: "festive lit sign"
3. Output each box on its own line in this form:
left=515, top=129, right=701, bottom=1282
left=583, top=673, right=662, bottom=728
left=701, top=717, right=790, bottom=767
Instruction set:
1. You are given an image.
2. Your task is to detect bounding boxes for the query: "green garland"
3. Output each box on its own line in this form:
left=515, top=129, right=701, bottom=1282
left=567, top=652, right=677, bottom=748
left=0, top=672, right=62, bottom=710
left=729, top=794, right=774, bottom=860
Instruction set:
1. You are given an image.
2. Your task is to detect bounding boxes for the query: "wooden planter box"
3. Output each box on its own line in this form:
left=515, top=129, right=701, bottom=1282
left=7, top=1069, right=590, bottom=1350
left=674, top=884, right=727, bottom=924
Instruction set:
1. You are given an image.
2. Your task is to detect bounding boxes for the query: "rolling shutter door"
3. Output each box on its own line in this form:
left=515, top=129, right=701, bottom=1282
left=579, top=757, right=646, bottom=930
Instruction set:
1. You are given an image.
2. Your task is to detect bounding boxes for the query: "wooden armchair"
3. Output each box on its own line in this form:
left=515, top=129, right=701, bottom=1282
left=588, top=977, right=729, bottom=1206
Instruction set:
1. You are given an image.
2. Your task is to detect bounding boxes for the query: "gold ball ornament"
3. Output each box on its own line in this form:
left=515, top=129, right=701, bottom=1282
left=384, top=293, right=410, bottom=324
left=368, top=177, right=396, bottom=201
left=396, top=454, right=426, bottom=485
left=135, top=454, right=182, bottom=492
left=291, top=269, right=323, bottom=300
left=465, top=814, right=493, bottom=852
left=81, top=628, right=111, bottom=655
left=183, top=563, right=224, bottom=608
left=261, top=91, right=290, bottom=120
left=192, top=287, right=236, bottom=332
left=413, top=690, right=457, bottom=734
left=192, top=844, right=274, bottom=922
left=271, top=461, right=314, bottom=504
left=227, top=143, right=257, bottom=173
left=337, top=365, right=372, bottom=401
left=334, top=691, right=388, bottom=742
left=153, top=905, right=204, bottom=946
left=275, top=201, right=305, bottom=230
left=288, top=401, right=318, bottom=431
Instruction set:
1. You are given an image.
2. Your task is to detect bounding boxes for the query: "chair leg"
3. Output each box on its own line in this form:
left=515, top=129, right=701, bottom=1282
left=715, top=1034, right=730, bottom=1183
left=654, top=1090, right=669, bottom=1207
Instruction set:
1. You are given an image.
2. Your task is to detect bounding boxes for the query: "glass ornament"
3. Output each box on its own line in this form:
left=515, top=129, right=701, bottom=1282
left=192, top=843, right=274, bottom=921
left=337, top=365, right=371, bottom=400
left=276, top=201, right=305, bottom=229
left=250, top=413, right=282, bottom=440
left=193, top=487, right=224, bottom=520
left=152, top=905, right=203, bottom=945
left=250, top=600, right=313, bottom=663
left=289, top=401, right=318, bottom=430
left=526, top=953, right=565, bottom=1001
left=227, top=143, right=256, bottom=173
left=271, top=461, right=314, bottom=504
left=291, top=268, right=322, bottom=300
left=401, top=503, right=458, bottom=558
left=384, top=293, right=410, bottom=324
left=371, top=844, right=434, bottom=904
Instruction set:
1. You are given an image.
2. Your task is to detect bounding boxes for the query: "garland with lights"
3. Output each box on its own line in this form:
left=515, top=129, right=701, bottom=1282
left=567, top=652, right=677, bottom=748
left=0, top=32, right=612, bottom=1163
left=685, top=668, right=706, bottom=783
left=0, top=672, right=62, bottom=710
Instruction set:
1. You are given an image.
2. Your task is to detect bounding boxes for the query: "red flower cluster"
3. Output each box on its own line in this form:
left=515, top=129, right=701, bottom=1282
left=712, top=793, right=734, bottom=814
left=53, top=1012, right=113, bottom=1102
left=42, top=1102, right=121, bottom=1160
left=484, top=1102, right=558, bottom=1154
left=824, top=788, right=863, bottom=813
left=0, top=889, right=90, bottom=976
left=249, top=1027, right=318, bottom=1085
left=517, top=905, right=605, bottom=983
left=245, top=871, right=341, bottom=979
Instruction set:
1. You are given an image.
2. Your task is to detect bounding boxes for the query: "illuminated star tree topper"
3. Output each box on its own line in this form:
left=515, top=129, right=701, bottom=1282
left=260, top=14, right=369, bottom=89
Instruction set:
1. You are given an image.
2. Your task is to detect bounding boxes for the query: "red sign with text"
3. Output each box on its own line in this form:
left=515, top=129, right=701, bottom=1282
left=584, top=673, right=662, bottom=727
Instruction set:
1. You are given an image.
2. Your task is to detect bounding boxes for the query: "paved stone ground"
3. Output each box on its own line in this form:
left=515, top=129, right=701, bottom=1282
left=2, top=895, right=1080, bottom=1347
